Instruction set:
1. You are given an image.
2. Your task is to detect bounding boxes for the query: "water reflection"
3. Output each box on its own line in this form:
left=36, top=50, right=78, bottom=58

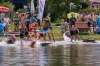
left=0, top=44, right=100, bottom=66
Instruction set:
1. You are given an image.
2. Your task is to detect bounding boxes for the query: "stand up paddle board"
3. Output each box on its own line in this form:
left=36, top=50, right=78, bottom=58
left=40, top=42, right=52, bottom=46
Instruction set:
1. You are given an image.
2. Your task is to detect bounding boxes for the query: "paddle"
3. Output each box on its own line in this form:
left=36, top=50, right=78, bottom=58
left=50, top=28, right=55, bottom=43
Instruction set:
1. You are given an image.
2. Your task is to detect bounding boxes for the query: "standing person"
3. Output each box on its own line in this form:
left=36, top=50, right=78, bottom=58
left=20, top=31, right=25, bottom=46
left=4, top=15, right=10, bottom=32
left=20, top=13, right=26, bottom=31
left=60, top=19, right=66, bottom=34
left=46, top=13, right=52, bottom=28
left=13, top=12, right=20, bottom=32
left=64, top=16, right=69, bottom=26
left=69, top=13, right=76, bottom=28
left=92, top=12, right=98, bottom=33
left=70, top=25, right=79, bottom=42
left=98, top=14, right=100, bottom=27
left=42, top=19, right=51, bottom=42
left=64, top=16, right=69, bottom=24
left=46, top=13, right=51, bottom=22
left=77, top=10, right=83, bottom=22
left=26, top=12, right=31, bottom=31
left=84, top=12, right=91, bottom=27
left=30, top=14, right=35, bottom=24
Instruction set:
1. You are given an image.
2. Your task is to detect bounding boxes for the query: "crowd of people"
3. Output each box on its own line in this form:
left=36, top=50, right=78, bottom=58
left=60, top=10, right=99, bottom=42
left=0, top=10, right=100, bottom=43
left=0, top=12, right=52, bottom=45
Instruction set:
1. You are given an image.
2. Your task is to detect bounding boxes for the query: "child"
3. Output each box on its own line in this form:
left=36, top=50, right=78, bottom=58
left=60, top=19, right=66, bottom=34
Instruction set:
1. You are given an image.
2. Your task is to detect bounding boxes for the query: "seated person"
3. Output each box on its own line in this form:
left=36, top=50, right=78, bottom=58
left=31, top=29, right=41, bottom=40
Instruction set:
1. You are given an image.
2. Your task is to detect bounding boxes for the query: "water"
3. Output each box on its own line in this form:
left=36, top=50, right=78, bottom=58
left=0, top=41, right=100, bottom=66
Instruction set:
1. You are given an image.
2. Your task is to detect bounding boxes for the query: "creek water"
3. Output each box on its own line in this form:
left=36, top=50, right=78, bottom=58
left=0, top=41, right=100, bottom=66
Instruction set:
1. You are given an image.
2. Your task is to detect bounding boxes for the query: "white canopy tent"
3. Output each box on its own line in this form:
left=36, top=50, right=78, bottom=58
left=31, top=0, right=35, bottom=13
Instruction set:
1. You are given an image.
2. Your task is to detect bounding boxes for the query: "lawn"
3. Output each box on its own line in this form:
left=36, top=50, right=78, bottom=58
left=9, top=22, right=63, bottom=41
left=9, top=22, right=100, bottom=40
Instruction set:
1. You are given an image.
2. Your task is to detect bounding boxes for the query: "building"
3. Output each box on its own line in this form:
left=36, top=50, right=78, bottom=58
left=89, top=0, right=100, bottom=8
left=11, top=0, right=37, bottom=13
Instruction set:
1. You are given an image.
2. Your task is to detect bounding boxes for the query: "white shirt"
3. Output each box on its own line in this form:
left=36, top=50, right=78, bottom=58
left=4, top=18, right=10, bottom=25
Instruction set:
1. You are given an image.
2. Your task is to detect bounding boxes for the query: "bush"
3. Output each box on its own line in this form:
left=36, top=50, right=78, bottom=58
left=83, top=8, right=100, bottom=13
left=17, top=9, right=25, bottom=13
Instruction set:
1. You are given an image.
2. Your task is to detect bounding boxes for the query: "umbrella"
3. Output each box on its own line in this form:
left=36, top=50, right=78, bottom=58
left=0, top=6, right=10, bottom=12
left=67, top=12, right=78, bottom=19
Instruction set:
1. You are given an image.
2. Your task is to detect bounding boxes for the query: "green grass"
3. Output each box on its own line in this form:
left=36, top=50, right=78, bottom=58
left=81, top=34, right=100, bottom=40
left=8, top=22, right=100, bottom=40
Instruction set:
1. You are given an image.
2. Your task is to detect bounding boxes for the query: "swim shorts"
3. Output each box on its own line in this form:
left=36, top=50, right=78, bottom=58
left=42, top=28, right=50, bottom=33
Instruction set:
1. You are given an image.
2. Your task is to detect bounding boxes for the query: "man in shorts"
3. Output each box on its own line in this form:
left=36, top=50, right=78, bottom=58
left=92, top=12, right=98, bottom=33
left=42, top=19, right=51, bottom=42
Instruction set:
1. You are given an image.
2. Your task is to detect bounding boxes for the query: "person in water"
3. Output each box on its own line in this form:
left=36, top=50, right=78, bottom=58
left=70, top=25, right=79, bottom=42
left=27, top=34, right=32, bottom=41
left=20, top=31, right=25, bottom=40
left=31, top=29, right=41, bottom=40
left=7, top=35, right=16, bottom=43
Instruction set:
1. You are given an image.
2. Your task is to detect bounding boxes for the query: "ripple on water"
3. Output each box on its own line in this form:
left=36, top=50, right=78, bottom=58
left=0, top=41, right=100, bottom=66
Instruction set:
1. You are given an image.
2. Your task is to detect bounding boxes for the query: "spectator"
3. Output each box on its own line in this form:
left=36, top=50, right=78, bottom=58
left=69, top=13, right=76, bottom=28
left=26, top=12, right=31, bottom=31
left=13, top=12, right=20, bottom=32
left=20, top=13, right=26, bottom=31
left=4, top=14, right=10, bottom=32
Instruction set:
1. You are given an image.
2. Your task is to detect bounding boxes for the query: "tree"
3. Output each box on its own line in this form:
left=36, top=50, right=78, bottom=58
left=0, top=0, right=14, bottom=11
left=44, top=0, right=81, bottom=21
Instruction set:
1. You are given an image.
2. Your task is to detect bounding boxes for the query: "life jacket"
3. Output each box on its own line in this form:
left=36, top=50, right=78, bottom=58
left=29, top=22, right=38, bottom=29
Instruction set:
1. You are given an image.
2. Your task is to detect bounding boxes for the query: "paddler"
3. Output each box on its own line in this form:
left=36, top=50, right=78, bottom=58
left=70, top=25, right=79, bottom=42
left=42, top=18, right=52, bottom=42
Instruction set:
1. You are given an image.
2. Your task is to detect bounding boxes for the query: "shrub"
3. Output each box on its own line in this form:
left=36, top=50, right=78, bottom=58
left=17, top=9, right=25, bottom=13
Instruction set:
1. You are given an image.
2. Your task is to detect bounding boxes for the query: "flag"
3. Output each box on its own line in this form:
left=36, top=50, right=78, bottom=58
left=37, top=0, right=45, bottom=21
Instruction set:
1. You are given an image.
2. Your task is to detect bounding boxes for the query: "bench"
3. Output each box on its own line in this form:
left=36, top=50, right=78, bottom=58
left=75, top=22, right=89, bottom=32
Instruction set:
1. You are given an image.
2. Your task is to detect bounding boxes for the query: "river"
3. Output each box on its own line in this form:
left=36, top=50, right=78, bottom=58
left=0, top=41, right=100, bottom=66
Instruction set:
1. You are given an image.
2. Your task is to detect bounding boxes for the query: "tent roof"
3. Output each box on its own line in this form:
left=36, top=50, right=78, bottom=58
left=90, top=0, right=100, bottom=2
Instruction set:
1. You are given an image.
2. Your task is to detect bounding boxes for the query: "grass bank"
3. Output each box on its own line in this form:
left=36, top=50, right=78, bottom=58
left=7, top=22, right=100, bottom=40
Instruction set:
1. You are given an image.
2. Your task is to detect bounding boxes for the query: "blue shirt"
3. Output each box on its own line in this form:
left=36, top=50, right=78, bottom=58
left=26, top=16, right=31, bottom=24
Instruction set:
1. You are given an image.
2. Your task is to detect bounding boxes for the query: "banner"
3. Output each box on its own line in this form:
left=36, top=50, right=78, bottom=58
left=37, top=0, right=45, bottom=21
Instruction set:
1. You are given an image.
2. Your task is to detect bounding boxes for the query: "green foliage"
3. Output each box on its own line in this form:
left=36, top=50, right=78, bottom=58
left=44, top=0, right=90, bottom=21
left=0, top=1, right=14, bottom=11
left=17, top=9, right=25, bottom=13
left=83, top=8, right=100, bottom=13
